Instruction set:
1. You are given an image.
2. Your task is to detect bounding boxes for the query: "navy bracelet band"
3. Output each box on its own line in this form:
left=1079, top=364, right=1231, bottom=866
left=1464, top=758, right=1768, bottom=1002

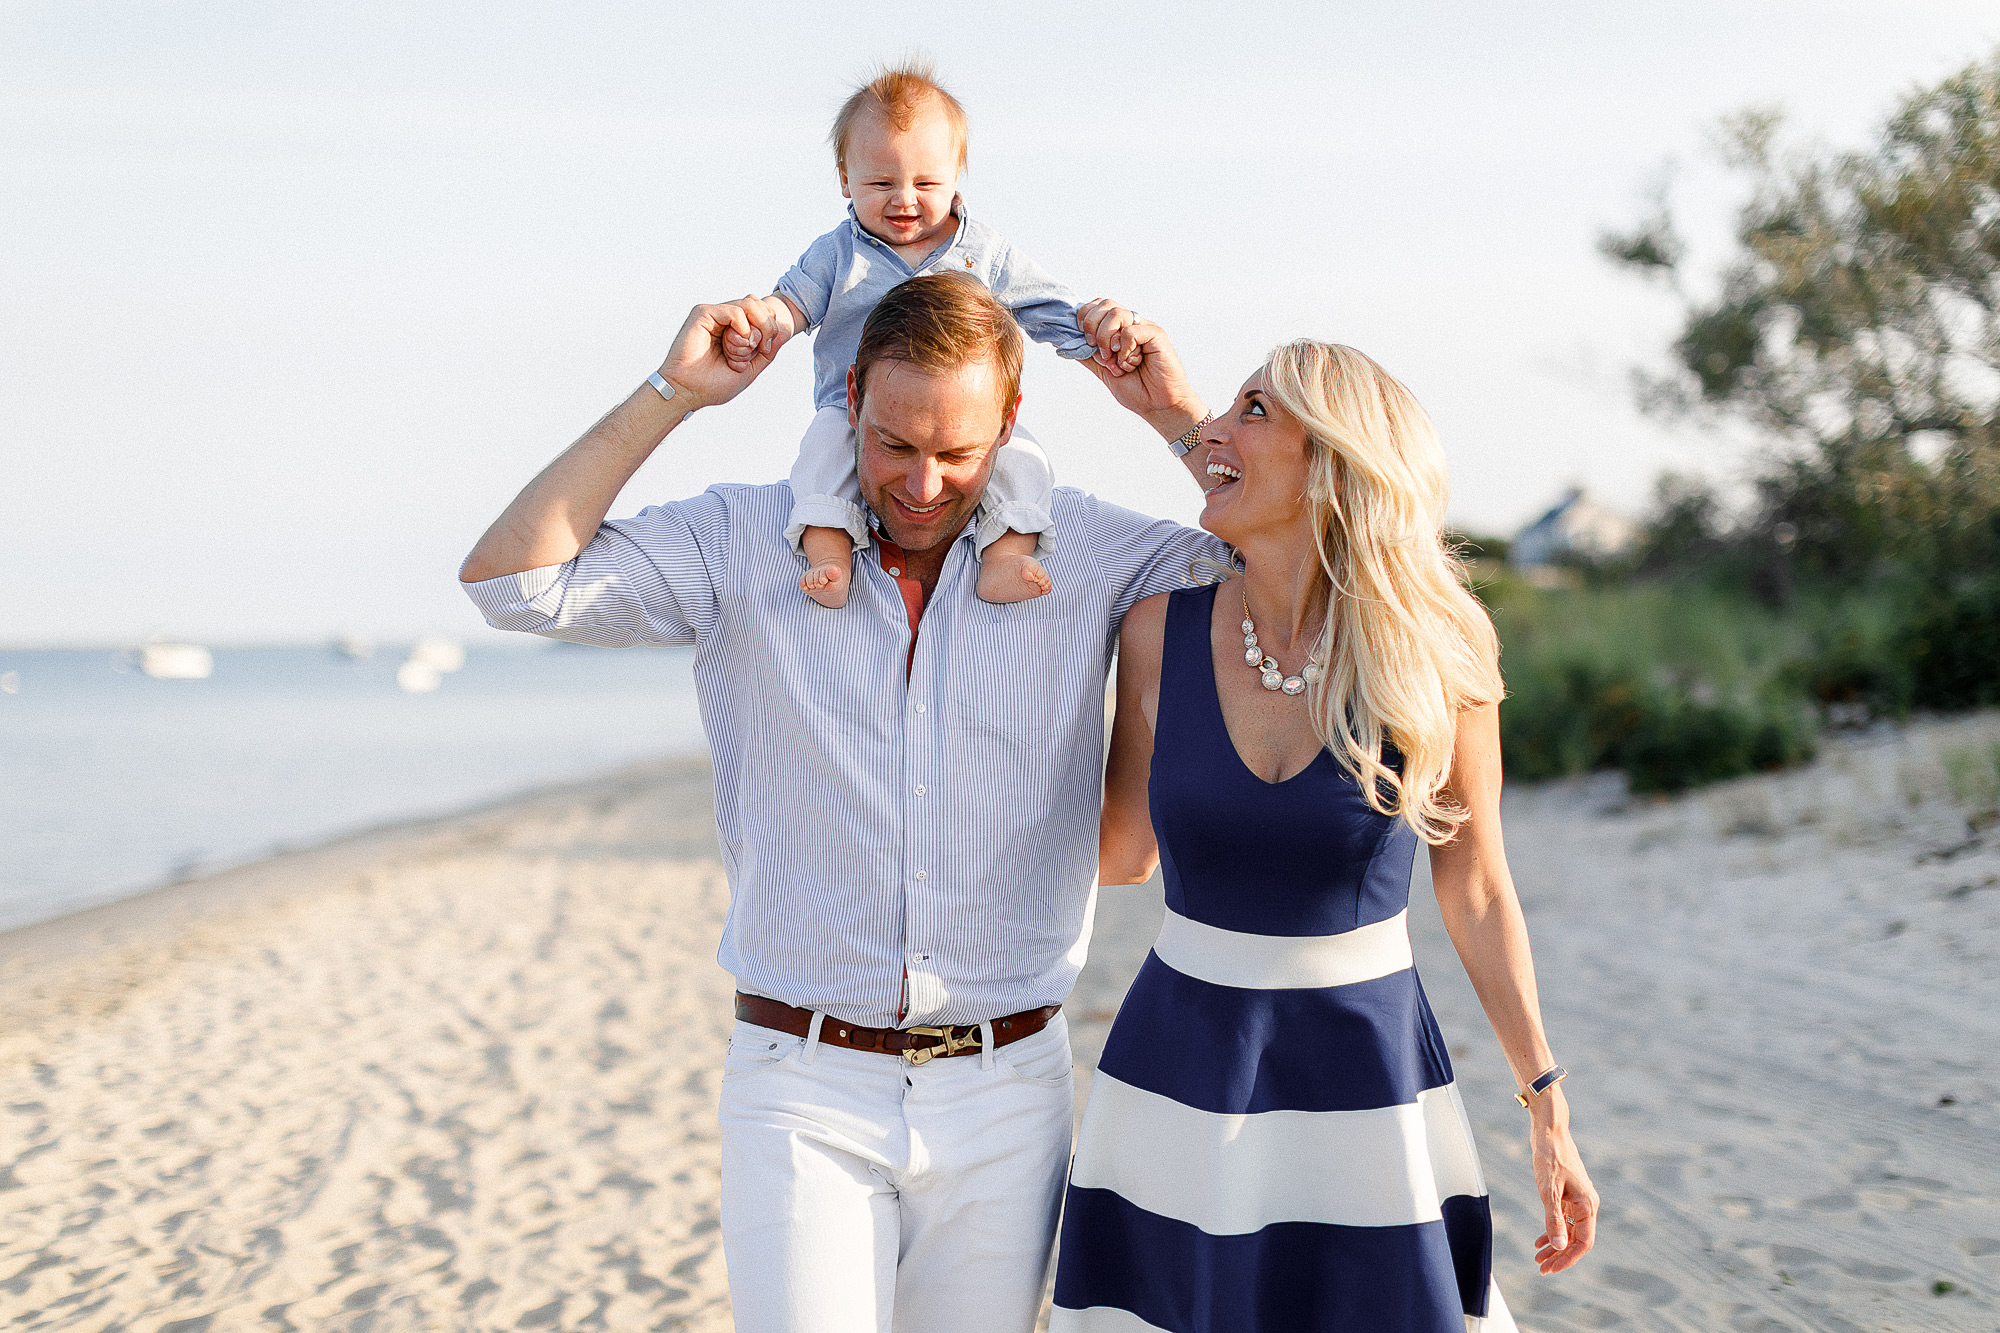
left=1514, top=1065, right=1567, bottom=1107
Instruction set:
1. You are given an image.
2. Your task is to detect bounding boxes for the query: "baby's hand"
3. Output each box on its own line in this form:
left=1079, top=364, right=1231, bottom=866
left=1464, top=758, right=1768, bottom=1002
left=721, top=294, right=800, bottom=373
left=1076, top=298, right=1145, bottom=377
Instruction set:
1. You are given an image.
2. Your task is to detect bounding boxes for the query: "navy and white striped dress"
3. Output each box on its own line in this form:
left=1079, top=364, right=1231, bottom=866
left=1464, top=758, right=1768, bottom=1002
left=1052, top=583, right=1516, bottom=1332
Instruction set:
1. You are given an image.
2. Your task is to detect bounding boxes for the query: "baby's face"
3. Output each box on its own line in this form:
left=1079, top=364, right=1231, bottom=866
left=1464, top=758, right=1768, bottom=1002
left=840, top=101, right=962, bottom=254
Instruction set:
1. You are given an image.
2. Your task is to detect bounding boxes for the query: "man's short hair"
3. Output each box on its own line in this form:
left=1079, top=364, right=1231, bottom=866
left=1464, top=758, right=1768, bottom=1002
left=831, top=59, right=969, bottom=174
left=852, top=272, right=1024, bottom=418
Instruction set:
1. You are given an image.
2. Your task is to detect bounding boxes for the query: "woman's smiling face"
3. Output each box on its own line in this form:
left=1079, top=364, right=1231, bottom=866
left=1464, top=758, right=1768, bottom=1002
left=1199, top=369, right=1317, bottom=547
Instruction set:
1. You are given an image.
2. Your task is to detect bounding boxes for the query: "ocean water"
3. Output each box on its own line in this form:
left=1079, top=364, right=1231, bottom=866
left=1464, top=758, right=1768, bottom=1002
left=0, top=643, right=706, bottom=933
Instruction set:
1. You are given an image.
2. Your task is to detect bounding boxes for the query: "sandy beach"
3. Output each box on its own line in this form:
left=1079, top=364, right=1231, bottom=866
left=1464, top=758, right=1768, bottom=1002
left=6, top=716, right=2000, bottom=1331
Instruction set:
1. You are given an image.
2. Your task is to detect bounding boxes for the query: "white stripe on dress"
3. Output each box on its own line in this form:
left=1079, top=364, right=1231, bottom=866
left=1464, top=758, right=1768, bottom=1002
left=1423, top=1079, right=1490, bottom=1201
left=1069, top=1075, right=1486, bottom=1234
left=1049, top=1305, right=1170, bottom=1333
left=1150, top=907, right=1414, bottom=991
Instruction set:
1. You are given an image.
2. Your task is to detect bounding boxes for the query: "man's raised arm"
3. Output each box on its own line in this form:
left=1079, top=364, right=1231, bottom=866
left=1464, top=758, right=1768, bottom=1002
left=460, top=296, right=791, bottom=583
left=1072, top=299, right=1214, bottom=488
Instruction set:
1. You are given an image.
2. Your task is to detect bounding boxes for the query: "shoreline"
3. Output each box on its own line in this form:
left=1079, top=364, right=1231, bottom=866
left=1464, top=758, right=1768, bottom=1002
left=0, top=754, right=717, bottom=1045
left=5, top=715, right=1999, bottom=1329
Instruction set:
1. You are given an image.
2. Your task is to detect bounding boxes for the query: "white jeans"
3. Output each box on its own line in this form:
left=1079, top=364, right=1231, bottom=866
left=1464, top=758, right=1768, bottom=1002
left=785, top=405, right=1057, bottom=557
left=718, top=1013, right=1075, bottom=1333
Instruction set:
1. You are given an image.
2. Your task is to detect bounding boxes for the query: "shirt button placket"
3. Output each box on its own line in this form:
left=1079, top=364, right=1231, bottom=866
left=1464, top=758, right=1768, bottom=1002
left=905, top=635, right=936, bottom=1020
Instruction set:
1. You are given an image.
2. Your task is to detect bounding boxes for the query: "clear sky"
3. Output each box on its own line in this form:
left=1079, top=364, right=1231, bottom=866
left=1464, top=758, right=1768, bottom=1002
left=5, top=1, right=1998, bottom=645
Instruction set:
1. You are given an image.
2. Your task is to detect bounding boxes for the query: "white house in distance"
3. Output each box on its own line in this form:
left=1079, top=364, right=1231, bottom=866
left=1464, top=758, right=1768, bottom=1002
left=1510, top=487, right=1637, bottom=579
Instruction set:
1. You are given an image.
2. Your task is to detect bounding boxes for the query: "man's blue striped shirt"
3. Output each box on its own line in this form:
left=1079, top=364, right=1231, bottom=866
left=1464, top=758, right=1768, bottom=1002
left=464, top=481, right=1225, bottom=1029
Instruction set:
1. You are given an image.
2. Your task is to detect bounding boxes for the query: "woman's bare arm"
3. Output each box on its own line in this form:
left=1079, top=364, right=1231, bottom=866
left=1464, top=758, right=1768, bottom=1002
left=1429, top=702, right=1599, bottom=1275
left=1099, top=594, right=1169, bottom=885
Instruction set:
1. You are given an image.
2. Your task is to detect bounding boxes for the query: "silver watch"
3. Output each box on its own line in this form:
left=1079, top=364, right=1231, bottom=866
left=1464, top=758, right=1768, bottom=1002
left=1169, top=414, right=1213, bottom=458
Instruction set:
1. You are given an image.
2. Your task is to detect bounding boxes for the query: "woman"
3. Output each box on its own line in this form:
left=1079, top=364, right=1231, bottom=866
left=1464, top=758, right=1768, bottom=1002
left=1050, top=341, right=1596, bottom=1331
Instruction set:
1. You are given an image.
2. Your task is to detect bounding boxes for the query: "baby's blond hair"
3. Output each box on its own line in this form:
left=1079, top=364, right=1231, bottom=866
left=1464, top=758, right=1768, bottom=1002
left=831, top=58, right=968, bottom=174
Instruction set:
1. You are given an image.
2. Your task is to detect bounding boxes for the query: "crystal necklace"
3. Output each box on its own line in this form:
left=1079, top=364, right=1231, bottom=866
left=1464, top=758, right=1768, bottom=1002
left=1241, top=587, right=1325, bottom=696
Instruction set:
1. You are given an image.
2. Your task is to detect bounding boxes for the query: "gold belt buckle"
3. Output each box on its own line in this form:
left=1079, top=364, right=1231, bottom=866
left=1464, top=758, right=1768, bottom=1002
left=901, top=1024, right=981, bottom=1065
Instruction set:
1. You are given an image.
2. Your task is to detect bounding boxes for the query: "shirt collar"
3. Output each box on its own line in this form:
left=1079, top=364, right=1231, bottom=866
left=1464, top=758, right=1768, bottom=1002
left=864, top=510, right=978, bottom=554
left=845, top=195, right=970, bottom=270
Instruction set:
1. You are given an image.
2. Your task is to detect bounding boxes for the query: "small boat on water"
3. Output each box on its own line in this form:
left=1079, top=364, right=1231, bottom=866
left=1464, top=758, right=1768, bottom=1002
left=408, top=636, right=465, bottom=673
left=331, top=634, right=376, bottom=661
left=397, top=636, right=466, bottom=693
left=139, top=640, right=213, bottom=680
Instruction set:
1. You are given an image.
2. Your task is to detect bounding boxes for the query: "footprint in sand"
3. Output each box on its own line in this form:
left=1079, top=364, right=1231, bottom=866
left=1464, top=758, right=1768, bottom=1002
left=1800, top=1191, right=1859, bottom=1211
left=1837, top=1258, right=1916, bottom=1282
left=1769, top=1245, right=1827, bottom=1269
left=1956, top=1237, right=2000, bottom=1257
left=1598, top=1266, right=1679, bottom=1306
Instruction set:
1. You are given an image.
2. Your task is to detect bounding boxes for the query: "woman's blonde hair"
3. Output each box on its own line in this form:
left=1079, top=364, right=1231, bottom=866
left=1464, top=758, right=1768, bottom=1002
left=1261, top=340, right=1504, bottom=844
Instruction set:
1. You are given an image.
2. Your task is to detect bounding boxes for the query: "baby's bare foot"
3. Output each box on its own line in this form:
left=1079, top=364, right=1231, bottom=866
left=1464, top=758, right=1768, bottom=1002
left=801, top=561, right=851, bottom=609
left=977, top=552, right=1053, bottom=604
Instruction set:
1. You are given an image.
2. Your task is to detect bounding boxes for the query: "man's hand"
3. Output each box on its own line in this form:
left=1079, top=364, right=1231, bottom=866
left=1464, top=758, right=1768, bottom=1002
left=1074, top=298, right=1206, bottom=441
left=659, top=297, right=788, bottom=409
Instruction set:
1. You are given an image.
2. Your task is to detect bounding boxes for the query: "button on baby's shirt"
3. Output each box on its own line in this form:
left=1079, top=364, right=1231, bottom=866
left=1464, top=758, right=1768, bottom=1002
left=887, top=566, right=902, bottom=576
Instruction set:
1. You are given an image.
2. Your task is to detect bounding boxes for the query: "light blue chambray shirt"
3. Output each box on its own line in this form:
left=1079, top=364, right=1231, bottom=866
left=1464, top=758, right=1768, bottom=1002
left=464, top=481, right=1225, bottom=1029
left=777, top=199, right=1093, bottom=412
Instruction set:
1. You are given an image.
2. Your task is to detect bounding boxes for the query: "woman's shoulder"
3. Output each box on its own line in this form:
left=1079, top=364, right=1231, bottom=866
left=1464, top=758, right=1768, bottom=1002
left=1121, top=580, right=1220, bottom=655
left=1120, top=591, right=1173, bottom=655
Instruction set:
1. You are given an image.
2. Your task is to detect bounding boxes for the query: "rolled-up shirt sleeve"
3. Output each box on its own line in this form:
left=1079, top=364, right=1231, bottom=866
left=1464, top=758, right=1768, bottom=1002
left=460, top=490, right=730, bottom=647
left=992, top=241, right=1092, bottom=361
left=774, top=227, right=843, bottom=331
left=1075, top=490, right=1233, bottom=624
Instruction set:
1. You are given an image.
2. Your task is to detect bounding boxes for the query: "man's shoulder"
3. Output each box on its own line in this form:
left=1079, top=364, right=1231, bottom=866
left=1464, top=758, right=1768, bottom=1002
left=1051, top=486, right=1227, bottom=562
left=1050, top=486, right=1185, bottom=531
left=632, top=481, right=791, bottom=531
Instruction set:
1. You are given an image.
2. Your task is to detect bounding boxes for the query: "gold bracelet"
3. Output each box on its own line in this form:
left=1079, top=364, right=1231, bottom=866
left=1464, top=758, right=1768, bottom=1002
left=1514, top=1065, right=1567, bottom=1107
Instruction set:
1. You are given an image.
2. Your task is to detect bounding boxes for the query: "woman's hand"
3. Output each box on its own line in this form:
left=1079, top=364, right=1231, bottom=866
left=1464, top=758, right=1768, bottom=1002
left=1529, top=1093, right=1598, bottom=1274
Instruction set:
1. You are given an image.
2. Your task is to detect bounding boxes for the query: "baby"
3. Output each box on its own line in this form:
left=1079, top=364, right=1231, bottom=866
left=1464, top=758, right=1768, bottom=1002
left=721, top=60, right=1139, bottom=607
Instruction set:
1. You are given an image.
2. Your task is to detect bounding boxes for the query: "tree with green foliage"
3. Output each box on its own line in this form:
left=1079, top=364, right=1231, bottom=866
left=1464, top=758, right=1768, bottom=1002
left=1596, top=48, right=2000, bottom=720
left=1603, top=50, right=2000, bottom=588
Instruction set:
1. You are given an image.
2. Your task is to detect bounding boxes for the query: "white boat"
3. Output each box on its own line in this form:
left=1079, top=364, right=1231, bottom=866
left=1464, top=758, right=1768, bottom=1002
left=140, top=640, right=213, bottom=680
left=396, top=659, right=443, bottom=693
left=408, top=636, right=465, bottom=674
left=331, top=633, right=376, bottom=661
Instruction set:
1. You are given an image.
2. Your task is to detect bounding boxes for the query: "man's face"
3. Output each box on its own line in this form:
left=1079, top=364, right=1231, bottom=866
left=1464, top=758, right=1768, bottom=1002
left=847, top=357, right=1017, bottom=553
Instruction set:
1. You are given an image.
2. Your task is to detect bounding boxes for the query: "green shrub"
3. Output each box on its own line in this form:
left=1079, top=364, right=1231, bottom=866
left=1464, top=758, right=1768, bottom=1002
left=1780, top=590, right=1916, bottom=721
left=1900, top=580, right=2000, bottom=711
left=1491, top=576, right=1820, bottom=792
left=1615, top=689, right=1816, bottom=794
left=1498, top=658, right=1648, bottom=782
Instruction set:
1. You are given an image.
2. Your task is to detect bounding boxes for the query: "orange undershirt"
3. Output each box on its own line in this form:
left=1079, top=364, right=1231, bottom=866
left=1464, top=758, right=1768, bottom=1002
left=876, top=535, right=927, bottom=680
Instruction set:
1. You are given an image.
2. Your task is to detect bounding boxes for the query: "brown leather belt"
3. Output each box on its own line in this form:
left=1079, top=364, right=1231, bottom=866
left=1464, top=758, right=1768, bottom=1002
left=734, top=992, right=1060, bottom=1066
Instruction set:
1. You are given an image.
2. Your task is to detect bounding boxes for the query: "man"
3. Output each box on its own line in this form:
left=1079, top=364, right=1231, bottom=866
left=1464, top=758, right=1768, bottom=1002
left=460, top=273, right=1223, bottom=1332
